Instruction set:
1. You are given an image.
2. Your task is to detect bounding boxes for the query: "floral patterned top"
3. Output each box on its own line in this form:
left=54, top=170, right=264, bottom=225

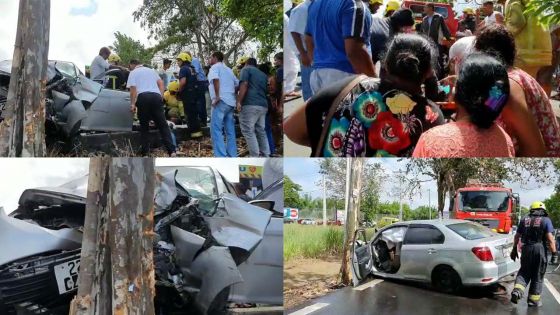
left=412, top=120, right=515, bottom=158
left=499, top=68, right=560, bottom=156
left=305, top=76, right=445, bottom=157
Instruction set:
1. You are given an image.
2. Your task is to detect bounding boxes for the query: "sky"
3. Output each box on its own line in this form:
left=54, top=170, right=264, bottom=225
left=0, top=0, right=154, bottom=71
left=284, top=158, right=556, bottom=211
left=0, top=158, right=281, bottom=214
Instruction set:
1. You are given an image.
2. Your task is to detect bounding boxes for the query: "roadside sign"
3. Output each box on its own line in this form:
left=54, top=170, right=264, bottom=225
left=284, top=208, right=299, bottom=220
left=239, top=165, right=263, bottom=198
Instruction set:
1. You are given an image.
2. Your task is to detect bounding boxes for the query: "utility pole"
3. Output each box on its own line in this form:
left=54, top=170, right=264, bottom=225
left=397, top=171, right=404, bottom=221
left=322, top=171, right=327, bottom=226
left=70, top=158, right=156, bottom=315
left=340, top=158, right=364, bottom=285
left=0, top=0, right=50, bottom=156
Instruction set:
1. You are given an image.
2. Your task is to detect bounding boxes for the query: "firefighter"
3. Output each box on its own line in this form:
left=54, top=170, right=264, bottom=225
left=510, top=201, right=558, bottom=307
left=163, top=81, right=184, bottom=124
left=176, top=52, right=203, bottom=138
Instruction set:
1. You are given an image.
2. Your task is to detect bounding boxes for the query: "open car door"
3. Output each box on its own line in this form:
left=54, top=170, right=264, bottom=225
left=351, top=228, right=373, bottom=286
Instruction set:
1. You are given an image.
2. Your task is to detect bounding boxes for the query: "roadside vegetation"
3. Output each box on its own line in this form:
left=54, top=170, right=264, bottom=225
left=284, top=224, right=375, bottom=261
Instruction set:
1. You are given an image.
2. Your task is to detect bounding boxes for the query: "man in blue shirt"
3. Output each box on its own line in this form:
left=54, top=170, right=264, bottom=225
left=305, top=0, right=376, bottom=95
left=510, top=201, right=558, bottom=307
left=188, top=52, right=209, bottom=127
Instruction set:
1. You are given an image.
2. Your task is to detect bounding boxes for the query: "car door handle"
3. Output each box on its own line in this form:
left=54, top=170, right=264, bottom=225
left=428, top=248, right=437, bottom=254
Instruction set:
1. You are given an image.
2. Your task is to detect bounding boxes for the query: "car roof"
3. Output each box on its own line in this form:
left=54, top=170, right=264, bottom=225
left=391, top=219, right=470, bottom=227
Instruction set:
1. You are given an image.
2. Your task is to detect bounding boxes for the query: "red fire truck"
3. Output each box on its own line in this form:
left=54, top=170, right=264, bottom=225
left=450, top=182, right=520, bottom=234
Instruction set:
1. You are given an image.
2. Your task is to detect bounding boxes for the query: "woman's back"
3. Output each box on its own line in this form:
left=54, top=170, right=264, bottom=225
left=413, top=120, right=514, bottom=157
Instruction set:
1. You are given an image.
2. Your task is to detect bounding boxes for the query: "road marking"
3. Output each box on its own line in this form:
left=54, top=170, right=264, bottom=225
left=288, top=303, right=330, bottom=315
left=354, top=279, right=384, bottom=291
left=544, top=278, right=560, bottom=305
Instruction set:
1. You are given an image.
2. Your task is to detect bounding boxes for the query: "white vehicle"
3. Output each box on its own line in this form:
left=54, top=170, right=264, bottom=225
left=351, top=219, right=520, bottom=292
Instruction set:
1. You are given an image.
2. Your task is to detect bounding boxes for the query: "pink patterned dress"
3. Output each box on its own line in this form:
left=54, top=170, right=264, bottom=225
left=412, top=120, right=515, bottom=157
left=502, top=68, right=560, bottom=156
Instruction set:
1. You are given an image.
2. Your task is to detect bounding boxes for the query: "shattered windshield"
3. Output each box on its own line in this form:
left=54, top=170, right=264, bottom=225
left=55, top=61, right=79, bottom=79
left=174, top=167, right=219, bottom=213
left=459, top=191, right=509, bottom=212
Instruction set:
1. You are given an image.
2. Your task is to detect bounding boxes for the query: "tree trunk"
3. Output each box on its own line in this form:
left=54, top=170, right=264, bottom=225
left=70, top=158, right=156, bottom=315
left=340, top=158, right=364, bottom=285
left=0, top=0, right=49, bottom=157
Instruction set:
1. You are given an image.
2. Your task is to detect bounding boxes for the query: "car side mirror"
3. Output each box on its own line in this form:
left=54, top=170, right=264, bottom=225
left=249, top=200, right=275, bottom=211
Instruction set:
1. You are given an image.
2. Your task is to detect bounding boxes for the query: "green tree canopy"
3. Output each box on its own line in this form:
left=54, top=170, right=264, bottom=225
left=524, top=0, right=560, bottom=27
left=110, top=31, right=155, bottom=66
left=284, top=175, right=303, bottom=209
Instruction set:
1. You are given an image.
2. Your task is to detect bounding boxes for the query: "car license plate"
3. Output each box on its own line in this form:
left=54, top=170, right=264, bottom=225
left=54, top=258, right=80, bottom=294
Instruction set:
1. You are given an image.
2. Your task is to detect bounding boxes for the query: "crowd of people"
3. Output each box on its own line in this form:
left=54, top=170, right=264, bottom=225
left=284, top=0, right=560, bottom=158
left=88, top=48, right=283, bottom=157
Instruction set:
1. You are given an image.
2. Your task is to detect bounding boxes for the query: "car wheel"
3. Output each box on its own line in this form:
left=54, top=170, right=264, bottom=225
left=432, top=265, right=461, bottom=293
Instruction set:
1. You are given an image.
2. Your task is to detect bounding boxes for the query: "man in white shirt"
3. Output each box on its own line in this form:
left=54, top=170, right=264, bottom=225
left=207, top=51, right=239, bottom=157
left=480, top=1, right=503, bottom=27
left=90, top=47, right=111, bottom=81
left=127, top=59, right=175, bottom=156
left=159, top=58, right=175, bottom=89
left=288, top=0, right=313, bottom=101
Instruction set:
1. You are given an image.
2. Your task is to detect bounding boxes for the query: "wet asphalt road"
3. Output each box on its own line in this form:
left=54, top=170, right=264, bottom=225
left=287, top=267, right=560, bottom=315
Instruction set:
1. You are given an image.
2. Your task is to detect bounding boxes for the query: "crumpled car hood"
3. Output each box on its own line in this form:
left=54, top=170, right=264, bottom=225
left=204, top=193, right=272, bottom=253
left=0, top=213, right=82, bottom=266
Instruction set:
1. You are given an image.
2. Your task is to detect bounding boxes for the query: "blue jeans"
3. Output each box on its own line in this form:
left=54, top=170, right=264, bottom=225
left=239, top=105, right=270, bottom=157
left=210, top=100, right=237, bottom=157
left=300, top=59, right=313, bottom=101
left=265, top=113, right=275, bottom=154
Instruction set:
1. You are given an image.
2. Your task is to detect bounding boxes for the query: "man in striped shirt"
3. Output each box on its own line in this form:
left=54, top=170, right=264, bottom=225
left=305, top=0, right=375, bottom=95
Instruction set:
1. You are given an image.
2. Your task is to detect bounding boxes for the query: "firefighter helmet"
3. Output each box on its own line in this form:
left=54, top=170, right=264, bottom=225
left=108, top=54, right=121, bottom=63
left=530, top=201, right=546, bottom=211
left=168, top=81, right=180, bottom=93
left=176, top=52, right=192, bottom=63
left=386, top=0, right=400, bottom=13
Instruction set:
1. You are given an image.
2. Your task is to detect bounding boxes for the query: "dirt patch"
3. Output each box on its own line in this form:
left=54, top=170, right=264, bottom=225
left=284, top=256, right=346, bottom=309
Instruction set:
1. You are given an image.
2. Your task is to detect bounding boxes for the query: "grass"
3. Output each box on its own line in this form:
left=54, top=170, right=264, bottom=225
left=284, top=224, right=376, bottom=262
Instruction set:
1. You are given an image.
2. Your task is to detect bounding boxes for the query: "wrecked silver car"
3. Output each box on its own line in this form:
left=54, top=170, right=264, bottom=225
left=0, top=60, right=132, bottom=144
left=0, top=166, right=280, bottom=315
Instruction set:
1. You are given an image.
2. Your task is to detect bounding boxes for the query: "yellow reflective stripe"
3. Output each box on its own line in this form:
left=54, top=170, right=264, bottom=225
left=529, top=294, right=541, bottom=301
left=514, top=284, right=525, bottom=291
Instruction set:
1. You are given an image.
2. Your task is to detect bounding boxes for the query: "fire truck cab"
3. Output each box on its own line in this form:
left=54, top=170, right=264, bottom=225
left=450, top=182, right=520, bottom=234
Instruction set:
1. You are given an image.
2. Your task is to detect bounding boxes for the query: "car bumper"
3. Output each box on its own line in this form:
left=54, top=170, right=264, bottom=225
left=0, top=249, right=81, bottom=313
left=460, top=259, right=520, bottom=286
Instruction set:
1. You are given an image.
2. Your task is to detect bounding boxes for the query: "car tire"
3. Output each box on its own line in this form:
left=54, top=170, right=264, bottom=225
left=432, top=265, right=461, bottom=293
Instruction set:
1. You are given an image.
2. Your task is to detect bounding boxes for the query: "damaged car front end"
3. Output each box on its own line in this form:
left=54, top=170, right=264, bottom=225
left=0, top=60, right=132, bottom=150
left=0, top=166, right=278, bottom=315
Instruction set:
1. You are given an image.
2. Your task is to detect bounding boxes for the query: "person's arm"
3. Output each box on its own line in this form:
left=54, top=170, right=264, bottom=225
left=129, top=86, right=137, bottom=112
left=284, top=102, right=310, bottom=147
left=304, top=34, right=314, bottom=65
left=212, top=79, right=220, bottom=107
left=547, top=232, right=558, bottom=254
left=441, top=17, right=452, bottom=40
left=179, top=77, right=187, bottom=93
left=344, top=39, right=376, bottom=77
left=157, top=79, right=164, bottom=96
left=500, top=78, right=546, bottom=156
left=495, top=12, right=504, bottom=25
left=292, top=32, right=311, bottom=67
left=237, top=82, right=248, bottom=112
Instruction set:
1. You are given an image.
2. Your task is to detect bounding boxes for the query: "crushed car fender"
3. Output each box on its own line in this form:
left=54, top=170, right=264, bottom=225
left=190, top=246, right=243, bottom=314
left=0, top=214, right=82, bottom=266
left=170, top=225, right=205, bottom=269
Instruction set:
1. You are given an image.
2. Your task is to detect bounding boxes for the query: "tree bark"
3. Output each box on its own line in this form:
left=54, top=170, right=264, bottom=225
left=340, top=158, right=364, bottom=285
left=0, top=0, right=49, bottom=157
left=70, top=158, right=156, bottom=315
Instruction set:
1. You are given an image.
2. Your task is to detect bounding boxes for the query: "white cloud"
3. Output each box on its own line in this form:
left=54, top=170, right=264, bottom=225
left=0, top=158, right=90, bottom=214
left=0, top=0, right=154, bottom=71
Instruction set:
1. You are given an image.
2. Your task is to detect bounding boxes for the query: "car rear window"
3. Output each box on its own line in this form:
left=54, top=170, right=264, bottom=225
left=446, top=222, right=494, bottom=240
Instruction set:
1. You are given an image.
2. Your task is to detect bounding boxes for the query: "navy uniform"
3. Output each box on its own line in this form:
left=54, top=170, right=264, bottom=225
left=177, top=52, right=202, bottom=138
left=510, top=201, right=558, bottom=307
